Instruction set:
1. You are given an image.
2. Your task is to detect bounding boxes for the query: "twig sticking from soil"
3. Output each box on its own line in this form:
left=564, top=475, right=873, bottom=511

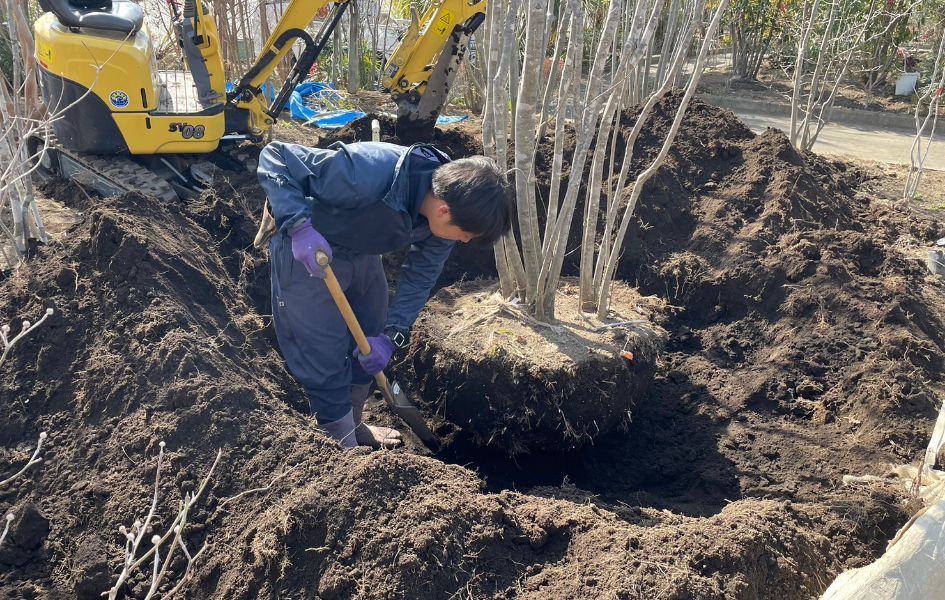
left=219, top=464, right=297, bottom=508
left=106, top=444, right=223, bottom=600
left=0, top=431, right=48, bottom=548
left=0, top=307, right=53, bottom=367
left=0, top=431, right=47, bottom=488
left=0, top=513, right=13, bottom=546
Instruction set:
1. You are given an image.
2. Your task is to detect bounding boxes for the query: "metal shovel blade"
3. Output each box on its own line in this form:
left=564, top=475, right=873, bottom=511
left=382, top=380, right=438, bottom=446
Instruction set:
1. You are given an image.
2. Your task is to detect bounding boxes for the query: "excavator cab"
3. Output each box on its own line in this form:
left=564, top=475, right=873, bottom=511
left=35, top=0, right=233, bottom=157
left=38, top=0, right=144, bottom=35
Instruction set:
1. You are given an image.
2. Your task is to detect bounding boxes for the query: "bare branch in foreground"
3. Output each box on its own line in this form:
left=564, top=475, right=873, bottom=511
left=0, top=307, right=54, bottom=367
left=0, top=431, right=49, bottom=548
left=105, top=444, right=223, bottom=600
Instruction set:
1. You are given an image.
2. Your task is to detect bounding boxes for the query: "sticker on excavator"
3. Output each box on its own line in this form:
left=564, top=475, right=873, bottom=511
left=109, top=90, right=130, bottom=108
left=433, top=9, right=455, bottom=37
left=168, top=122, right=206, bottom=139
left=36, top=41, right=52, bottom=63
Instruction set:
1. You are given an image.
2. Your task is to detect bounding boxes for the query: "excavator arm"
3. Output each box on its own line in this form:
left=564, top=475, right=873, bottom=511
left=227, top=0, right=486, bottom=140
left=228, top=0, right=349, bottom=128
left=382, top=0, right=487, bottom=140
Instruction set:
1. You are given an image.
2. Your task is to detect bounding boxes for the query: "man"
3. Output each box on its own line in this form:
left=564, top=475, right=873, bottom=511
left=257, top=140, right=511, bottom=449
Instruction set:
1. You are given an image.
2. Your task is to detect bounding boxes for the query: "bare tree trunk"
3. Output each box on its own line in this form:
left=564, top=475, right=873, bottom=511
left=594, top=1, right=699, bottom=302
left=578, top=0, right=667, bottom=310
left=905, top=22, right=945, bottom=201
left=481, top=0, right=512, bottom=298
left=800, top=0, right=840, bottom=150
left=789, top=0, right=820, bottom=147
left=655, top=0, right=682, bottom=90
left=348, top=0, right=361, bottom=93
left=228, top=1, right=243, bottom=73
left=259, top=0, right=271, bottom=53
left=730, top=0, right=779, bottom=81
left=482, top=0, right=726, bottom=320
left=481, top=0, right=500, bottom=159
left=542, top=0, right=583, bottom=258
left=534, top=0, right=623, bottom=320
left=238, top=0, right=252, bottom=74
left=489, top=0, right=527, bottom=299
left=596, top=0, right=729, bottom=318
left=331, top=25, right=342, bottom=85
left=579, top=93, right=621, bottom=309
left=512, top=0, right=549, bottom=304
left=536, top=2, right=572, bottom=141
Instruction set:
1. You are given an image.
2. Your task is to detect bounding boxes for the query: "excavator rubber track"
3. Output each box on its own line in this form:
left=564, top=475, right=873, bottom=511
left=33, top=134, right=179, bottom=202
left=57, top=150, right=179, bottom=203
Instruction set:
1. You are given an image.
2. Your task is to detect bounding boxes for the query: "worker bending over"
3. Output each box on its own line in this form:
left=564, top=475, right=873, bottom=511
left=258, top=140, right=511, bottom=449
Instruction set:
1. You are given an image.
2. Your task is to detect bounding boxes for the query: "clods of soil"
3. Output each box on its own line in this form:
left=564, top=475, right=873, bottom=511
left=1, top=92, right=944, bottom=598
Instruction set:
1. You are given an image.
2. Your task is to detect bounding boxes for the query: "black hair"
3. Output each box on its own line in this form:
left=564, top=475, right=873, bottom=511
left=431, top=156, right=512, bottom=245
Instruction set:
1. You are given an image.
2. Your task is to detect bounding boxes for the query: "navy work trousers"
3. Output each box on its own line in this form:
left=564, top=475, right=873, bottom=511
left=270, top=234, right=388, bottom=423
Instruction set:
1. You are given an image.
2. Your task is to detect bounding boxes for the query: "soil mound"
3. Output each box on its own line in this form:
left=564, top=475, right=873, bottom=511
left=1, top=93, right=944, bottom=598
left=0, top=185, right=886, bottom=600
left=318, top=113, right=483, bottom=159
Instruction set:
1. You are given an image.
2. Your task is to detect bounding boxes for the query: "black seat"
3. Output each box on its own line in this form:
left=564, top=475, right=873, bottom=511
left=40, top=0, right=144, bottom=34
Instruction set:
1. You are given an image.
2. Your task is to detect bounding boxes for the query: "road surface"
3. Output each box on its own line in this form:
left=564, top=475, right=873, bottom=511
left=734, top=112, right=945, bottom=171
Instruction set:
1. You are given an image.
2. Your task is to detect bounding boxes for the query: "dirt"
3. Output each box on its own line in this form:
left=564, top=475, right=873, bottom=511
left=1, top=92, right=944, bottom=598
left=853, top=159, right=945, bottom=213
left=697, top=67, right=924, bottom=116
left=410, top=280, right=667, bottom=454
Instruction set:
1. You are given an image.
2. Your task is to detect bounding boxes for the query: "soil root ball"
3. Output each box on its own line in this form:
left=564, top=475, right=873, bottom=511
left=409, top=279, right=667, bottom=454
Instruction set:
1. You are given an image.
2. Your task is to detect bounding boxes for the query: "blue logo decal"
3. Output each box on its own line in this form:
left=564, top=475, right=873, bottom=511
left=109, top=90, right=130, bottom=108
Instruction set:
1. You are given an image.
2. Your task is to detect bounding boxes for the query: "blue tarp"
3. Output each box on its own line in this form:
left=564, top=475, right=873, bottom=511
left=226, top=80, right=470, bottom=129
left=307, top=110, right=367, bottom=129
left=435, top=115, right=468, bottom=125
left=290, top=82, right=345, bottom=122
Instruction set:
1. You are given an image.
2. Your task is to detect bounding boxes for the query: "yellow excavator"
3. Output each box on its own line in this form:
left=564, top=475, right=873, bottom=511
left=32, top=0, right=486, bottom=200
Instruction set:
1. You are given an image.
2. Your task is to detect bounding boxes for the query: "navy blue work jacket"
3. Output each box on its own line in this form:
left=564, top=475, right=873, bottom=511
left=257, top=140, right=455, bottom=332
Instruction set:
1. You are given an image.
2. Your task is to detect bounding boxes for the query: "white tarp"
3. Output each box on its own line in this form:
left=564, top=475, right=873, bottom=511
left=820, top=500, right=945, bottom=600
left=822, top=397, right=945, bottom=600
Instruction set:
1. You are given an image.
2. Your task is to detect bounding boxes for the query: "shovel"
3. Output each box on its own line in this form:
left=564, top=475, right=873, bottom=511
left=314, top=250, right=438, bottom=448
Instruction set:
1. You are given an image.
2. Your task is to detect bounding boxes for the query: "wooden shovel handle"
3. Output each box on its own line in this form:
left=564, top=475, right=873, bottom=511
left=315, top=250, right=397, bottom=405
left=315, top=250, right=371, bottom=356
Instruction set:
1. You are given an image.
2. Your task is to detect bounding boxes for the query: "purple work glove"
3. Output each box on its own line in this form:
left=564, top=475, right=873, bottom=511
left=289, top=219, right=332, bottom=278
left=355, top=334, right=396, bottom=376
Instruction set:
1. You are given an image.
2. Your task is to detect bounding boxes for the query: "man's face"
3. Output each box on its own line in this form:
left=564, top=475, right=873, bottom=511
left=428, top=198, right=477, bottom=243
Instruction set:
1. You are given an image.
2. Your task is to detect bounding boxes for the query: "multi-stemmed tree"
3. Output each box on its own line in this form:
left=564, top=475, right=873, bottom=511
left=482, top=0, right=730, bottom=321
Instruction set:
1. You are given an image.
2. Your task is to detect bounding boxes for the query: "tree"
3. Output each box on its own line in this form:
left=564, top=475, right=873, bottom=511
left=483, top=0, right=729, bottom=321
left=852, top=0, right=915, bottom=101
left=904, top=18, right=945, bottom=201
left=347, top=0, right=361, bottom=93
left=727, top=0, right=790, bottom=82
left=788, top=0, right=918, bottom=152
left=1, top=0, right=48, bottom=268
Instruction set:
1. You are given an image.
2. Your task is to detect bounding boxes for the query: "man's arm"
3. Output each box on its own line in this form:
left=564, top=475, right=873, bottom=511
left=386, top=236, right=455, bottom=334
